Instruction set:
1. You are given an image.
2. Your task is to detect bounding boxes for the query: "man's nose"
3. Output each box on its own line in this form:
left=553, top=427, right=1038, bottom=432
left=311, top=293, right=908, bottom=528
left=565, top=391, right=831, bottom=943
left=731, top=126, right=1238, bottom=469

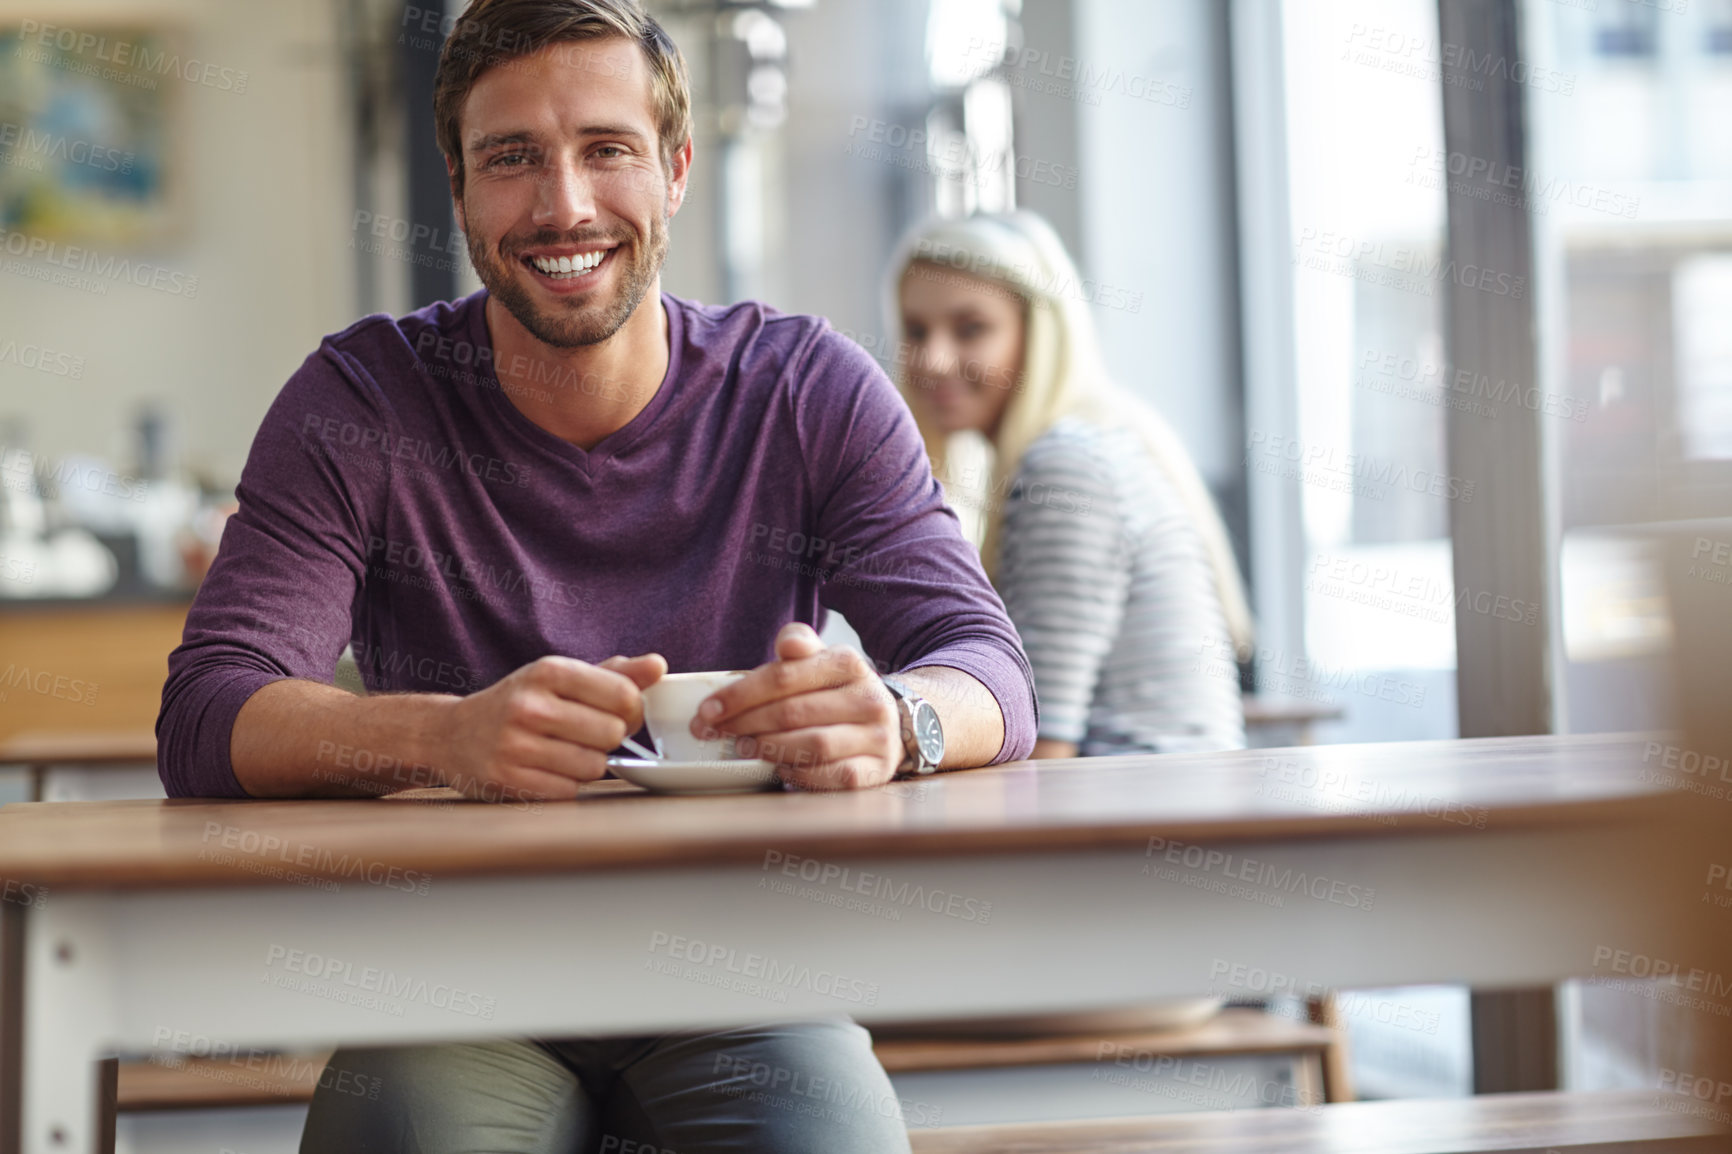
left=531, top=160, right=596, bottom=230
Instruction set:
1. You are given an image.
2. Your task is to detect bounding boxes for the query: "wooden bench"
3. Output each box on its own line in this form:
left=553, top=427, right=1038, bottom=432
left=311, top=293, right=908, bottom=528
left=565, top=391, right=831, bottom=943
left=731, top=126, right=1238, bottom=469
left=114, top=1051, right=331, bottom=1112
left=907, top=1089, right=1732, bottom=1152
left=110, top=1009, right=1344, bottom=1116
left=874, top=1007, right=1345, bottom=1104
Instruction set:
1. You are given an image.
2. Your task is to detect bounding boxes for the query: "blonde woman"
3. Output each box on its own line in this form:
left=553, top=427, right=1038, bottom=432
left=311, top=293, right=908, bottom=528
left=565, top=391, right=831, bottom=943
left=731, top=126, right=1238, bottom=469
left=892, top=211, right=1252, bottom=757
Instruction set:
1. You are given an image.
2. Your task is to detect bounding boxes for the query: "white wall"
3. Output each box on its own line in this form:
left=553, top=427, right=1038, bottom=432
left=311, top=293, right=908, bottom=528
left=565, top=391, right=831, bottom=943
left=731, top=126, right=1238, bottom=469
left=0, top=0, right=354, bottom=487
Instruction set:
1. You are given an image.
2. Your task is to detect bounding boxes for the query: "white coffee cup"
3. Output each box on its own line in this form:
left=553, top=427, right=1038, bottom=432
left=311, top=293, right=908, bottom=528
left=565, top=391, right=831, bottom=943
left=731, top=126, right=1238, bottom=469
left=641, top=671, right=752, bottom=762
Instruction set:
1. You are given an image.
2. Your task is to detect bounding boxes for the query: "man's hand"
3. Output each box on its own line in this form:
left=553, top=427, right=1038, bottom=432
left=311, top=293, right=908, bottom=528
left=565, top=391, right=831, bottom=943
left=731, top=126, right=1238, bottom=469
left=692, top=623, right=903, bottom=791
left=437, top=652, right=666, bottom=801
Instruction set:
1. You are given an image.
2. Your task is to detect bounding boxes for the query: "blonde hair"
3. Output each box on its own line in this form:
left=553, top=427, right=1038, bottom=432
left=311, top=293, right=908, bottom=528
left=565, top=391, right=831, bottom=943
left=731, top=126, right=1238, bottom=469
left=889, top=211, right=1254, bottom=652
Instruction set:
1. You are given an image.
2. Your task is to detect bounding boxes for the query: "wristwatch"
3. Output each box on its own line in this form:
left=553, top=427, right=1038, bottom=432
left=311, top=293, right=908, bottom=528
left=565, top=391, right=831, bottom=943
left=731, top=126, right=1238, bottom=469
left=881, top=675, right=944, bottom=776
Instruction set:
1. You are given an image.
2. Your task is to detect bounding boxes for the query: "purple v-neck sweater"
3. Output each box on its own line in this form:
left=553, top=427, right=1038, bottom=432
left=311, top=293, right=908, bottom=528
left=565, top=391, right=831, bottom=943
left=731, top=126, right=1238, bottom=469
left=157, top=290, right=1037, bottom=797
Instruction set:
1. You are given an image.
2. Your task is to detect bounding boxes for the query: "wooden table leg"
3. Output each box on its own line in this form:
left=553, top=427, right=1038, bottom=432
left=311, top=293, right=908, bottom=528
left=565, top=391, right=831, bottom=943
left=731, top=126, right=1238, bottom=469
left=94, top=1058, right=116, bottom=1154
left=1291, top=1049, right=1327, bottom=1108
left=1305, top=993, right=1355, bottom=1103
left=1, top=902, right=23, bottom=1154
left=1471, top=987, right=1558, bottom=1093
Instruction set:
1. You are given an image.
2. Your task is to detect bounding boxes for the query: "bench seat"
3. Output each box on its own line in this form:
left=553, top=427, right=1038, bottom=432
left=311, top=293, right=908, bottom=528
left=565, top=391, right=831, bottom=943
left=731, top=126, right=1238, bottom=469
left=116, top=1052, right=331, bottom=1112
left=873, top=1008, right=1337, bottom=1073
left=116, top=1009, right=1341, bottom=1114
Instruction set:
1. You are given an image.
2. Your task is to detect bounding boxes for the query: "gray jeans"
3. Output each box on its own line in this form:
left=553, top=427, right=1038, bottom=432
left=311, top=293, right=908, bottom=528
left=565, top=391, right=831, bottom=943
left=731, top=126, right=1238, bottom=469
left=297, top=1019, right=914, bottom=1154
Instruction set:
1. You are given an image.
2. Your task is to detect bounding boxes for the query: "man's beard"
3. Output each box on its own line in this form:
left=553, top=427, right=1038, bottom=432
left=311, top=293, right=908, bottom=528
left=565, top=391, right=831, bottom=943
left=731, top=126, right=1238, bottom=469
left=466, top=208, right=669, bottom=350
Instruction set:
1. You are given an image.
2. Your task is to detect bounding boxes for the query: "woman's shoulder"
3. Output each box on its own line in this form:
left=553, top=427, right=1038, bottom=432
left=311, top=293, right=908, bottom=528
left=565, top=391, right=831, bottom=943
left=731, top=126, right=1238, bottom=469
left=1018, top=417, right=1160, bottom=490
left=1019, top=416, right=1128, bottom=475
left=1009, top=420, right=1117, bottom=508
left=1005, top=420, right=1151, bottom=535
left=1020, top=417, right=1197, bottom=535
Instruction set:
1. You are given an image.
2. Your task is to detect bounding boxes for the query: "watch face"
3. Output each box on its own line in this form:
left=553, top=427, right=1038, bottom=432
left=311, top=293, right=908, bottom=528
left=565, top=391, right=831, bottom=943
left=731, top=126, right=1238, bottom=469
left=913, top=701, right=944, bottom=764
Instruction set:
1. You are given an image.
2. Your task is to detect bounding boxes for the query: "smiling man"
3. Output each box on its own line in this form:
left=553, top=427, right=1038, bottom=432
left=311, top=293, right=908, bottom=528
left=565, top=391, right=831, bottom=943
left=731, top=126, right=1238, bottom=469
left=157, top=0, right=1034, bottom=1150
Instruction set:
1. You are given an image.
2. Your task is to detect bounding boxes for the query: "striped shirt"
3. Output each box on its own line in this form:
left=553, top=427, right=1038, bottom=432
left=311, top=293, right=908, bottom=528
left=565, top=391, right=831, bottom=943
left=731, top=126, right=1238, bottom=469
left=993, top=416, right=1245, bottom=755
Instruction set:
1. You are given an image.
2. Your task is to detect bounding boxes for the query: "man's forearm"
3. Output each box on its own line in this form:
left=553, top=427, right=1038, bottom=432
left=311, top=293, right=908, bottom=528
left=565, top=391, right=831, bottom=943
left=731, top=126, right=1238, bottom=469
left=230, top=679, right=461, bottom=798
left=895, top=666, right=1006, bottom=769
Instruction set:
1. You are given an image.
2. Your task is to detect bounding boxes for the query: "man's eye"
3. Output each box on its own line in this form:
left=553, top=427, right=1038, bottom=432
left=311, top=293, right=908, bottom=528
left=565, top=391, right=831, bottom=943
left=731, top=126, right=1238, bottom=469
left=489, top=153, right=531, bottom=169
left=594, top=145, right=625, bottom=159
left=957, top=323, right=986, bottom=340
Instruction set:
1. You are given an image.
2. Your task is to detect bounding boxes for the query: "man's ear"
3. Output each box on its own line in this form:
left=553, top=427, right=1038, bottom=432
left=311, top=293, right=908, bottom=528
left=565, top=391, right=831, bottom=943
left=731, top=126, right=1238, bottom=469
left=446, top=155, right=466, bottom=232
left=664, top=136, right=694, bottom=217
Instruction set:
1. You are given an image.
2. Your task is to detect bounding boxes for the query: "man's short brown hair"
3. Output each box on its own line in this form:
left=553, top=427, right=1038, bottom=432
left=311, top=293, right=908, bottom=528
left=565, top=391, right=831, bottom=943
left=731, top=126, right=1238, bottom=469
left=433, top=0, right=692, bottom=193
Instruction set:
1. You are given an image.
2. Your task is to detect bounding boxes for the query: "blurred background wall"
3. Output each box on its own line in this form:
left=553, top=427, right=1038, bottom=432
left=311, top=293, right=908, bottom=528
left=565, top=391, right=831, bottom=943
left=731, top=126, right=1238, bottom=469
left=0, top=0, right=355, bottom=484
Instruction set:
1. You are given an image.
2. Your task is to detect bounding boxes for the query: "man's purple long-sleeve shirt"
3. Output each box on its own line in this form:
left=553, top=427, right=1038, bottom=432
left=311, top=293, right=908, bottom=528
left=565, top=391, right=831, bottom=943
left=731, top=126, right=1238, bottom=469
left=158, top=290, right=1037, bottom=797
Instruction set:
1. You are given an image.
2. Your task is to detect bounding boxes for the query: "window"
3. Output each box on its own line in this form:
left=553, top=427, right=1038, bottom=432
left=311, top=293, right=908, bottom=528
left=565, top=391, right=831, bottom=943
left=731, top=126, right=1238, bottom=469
left=1263, top=0, right=1459, bottom=743
left=1524, top=0, right=1732, bottom=730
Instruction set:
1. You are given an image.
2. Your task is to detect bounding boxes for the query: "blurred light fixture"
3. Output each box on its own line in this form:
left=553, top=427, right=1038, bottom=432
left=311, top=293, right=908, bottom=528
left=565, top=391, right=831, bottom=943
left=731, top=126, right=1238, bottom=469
left=926, top=0, right=1008, bottom=89
left=746, top=65, right=787, bottom=128
left=714, top=5, right=790, bottom=133
left=924, top=0, right=1020, bottom=217
left=731, top=8, right=787, bottom=59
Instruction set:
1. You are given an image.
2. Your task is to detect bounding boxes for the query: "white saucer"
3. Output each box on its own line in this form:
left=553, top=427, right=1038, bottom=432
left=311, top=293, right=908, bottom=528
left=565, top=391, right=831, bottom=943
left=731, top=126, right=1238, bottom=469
left=606, top=757, right=781, bottom=795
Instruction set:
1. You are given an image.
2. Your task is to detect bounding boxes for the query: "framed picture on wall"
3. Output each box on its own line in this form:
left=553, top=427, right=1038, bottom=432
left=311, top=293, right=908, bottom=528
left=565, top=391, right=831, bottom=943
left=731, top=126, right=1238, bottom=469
left=0, top=22, right=183, bottom=248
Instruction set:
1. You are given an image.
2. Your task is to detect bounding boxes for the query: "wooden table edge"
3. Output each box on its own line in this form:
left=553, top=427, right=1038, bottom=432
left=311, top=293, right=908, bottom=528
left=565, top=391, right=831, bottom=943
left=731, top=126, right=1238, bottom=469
left=0, top=787, right=1688, bottom=892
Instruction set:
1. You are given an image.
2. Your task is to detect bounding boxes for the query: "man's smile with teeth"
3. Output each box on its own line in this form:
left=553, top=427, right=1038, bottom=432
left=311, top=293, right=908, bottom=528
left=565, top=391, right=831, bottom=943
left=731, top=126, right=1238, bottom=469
left=527, top=249, right=610, bottom=279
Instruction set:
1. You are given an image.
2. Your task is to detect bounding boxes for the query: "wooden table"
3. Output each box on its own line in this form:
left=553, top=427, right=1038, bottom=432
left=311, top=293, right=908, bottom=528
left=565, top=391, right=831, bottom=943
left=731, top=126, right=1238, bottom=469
left=1241, top=695, right=1347, bottom=745
left=0, top=732, right=158, bottom=803
left=0, top=733, right=1725, bottom=1154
